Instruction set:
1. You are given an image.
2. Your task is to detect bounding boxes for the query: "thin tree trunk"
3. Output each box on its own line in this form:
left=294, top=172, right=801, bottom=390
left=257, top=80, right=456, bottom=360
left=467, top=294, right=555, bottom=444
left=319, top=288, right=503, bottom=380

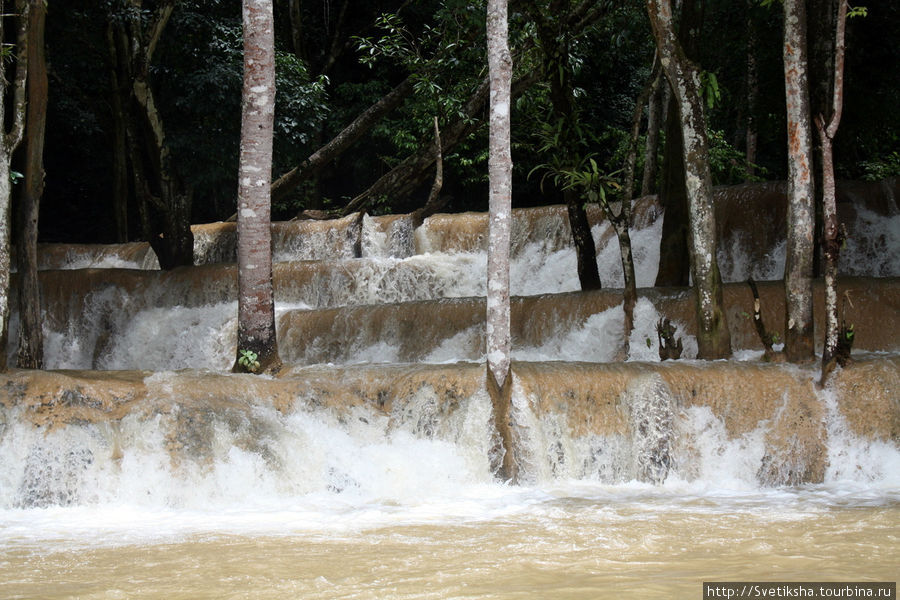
left=234, top=0, right=281, bottom=374
left=0, top=0, right=29, bottom=372
left=817, top=0, right=848, bottom=381
left=410, top=116, right=444, bottom=229
left=647, top=0, right=731, bottom=359
left=624, top=57, right=661, bottom=202
left=641, top=73, right=664, bottom=197
left=15, top=0, right=46, bottom=369
left=486, top=0, right=516, bottom=483
left=106, top=23, right=130, bottom=242
left=744, top=0, right=759, bottom=180
left=288, top=0, right=304, bottom=60
left=110, top=0, right=193, bottom=270
left=527, top=1, right=602, bottom=292
left=782, top=0, right=816, bottom=363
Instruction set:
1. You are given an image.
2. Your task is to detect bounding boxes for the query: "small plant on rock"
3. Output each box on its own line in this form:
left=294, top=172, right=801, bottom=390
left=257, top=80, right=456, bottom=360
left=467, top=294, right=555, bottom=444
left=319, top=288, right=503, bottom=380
left=238, top=349, right=260, bottom=373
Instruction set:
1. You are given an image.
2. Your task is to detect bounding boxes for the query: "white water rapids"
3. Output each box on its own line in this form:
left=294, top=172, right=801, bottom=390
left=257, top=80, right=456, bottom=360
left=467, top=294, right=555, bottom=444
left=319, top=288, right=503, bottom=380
left=2, top=191, right=898, bottom=597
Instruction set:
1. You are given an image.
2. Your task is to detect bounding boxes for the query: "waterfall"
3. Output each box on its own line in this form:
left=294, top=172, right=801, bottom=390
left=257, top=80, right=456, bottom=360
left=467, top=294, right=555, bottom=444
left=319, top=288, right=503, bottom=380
left=1, top=181, right=898, bottom=515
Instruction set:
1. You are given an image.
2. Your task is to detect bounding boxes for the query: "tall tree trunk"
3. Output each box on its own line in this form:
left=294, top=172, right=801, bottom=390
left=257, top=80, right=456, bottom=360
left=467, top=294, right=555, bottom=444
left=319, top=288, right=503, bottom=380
left=647, top=0, right=731, bottom=359
left=654, top=93, right=691, bottom=287
left=527, top=2, right=602, bottom=292
left=486, top=0, right=516, bottom=483
left=653, top=0, right=701, bottom=288
left=0, top=0, right=28, bottom=372
left=106, top=23, right=130, bottom=243
left=641, top=70, right=664, bottom=197
left=782, top=0, right=816, bottom=363
left=234, top=0, right=281, bottom=374
left=108, top=0, right=193, bottom=270
left=816, top=0, right=848, bottom=380
left=288, top=0, right=304, bottom=60
left=744, top=0, right=759, bottom=180
left=15, top=0, right=46, bottom=369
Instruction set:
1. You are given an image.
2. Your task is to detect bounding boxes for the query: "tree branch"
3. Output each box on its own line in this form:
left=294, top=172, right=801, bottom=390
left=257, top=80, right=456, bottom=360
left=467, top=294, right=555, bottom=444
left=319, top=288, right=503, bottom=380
left=271, top=75, right=416, bottom=204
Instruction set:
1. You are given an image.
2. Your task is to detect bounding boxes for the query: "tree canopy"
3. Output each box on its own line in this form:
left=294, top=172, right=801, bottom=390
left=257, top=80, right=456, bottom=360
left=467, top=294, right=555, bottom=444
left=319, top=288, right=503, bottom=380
left=32, top=0, right=900, bottom=243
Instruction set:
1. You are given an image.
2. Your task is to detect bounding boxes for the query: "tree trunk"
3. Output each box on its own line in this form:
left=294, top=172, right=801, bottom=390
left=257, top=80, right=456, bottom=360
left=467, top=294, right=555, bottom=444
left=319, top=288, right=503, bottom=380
left=816, top=0, right=848, bottom=380
left=527, top=2, right=602, bottom=292
left=106, top=23, right=130, bottom=243
left=0, top=0, right=28, bottom=372
left=233, top=0, right=281, bottom=374
left=641, top=71, right=664, bottom=197
left=566, top=190, right=601, bottom=291
left=653, top=0, right=703, bottom=289
left=107, top=0, right=193, bottom=270
left=15, top=0, right=46, bottom=369
left=654, top=92, right=691, bottom=287
left=623, top=58, right=661, bottom=203
left=782, top=0, right=816, bottom=363
left=288, top=0, right=304, bottom=60
left=486, top=0, right=516, bottom=483
left=647, top=0, right=731, bottom=359
left=744, top=0, right=759, bottom=180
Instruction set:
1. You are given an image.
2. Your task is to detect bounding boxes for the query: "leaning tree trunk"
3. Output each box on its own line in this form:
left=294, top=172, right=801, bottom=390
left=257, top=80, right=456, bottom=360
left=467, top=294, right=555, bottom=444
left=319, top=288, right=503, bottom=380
left=486, top=0, right=516, bottom=483
left=15, top=0, right=47, bottom=369
left=233, top=0, right=281, bottom=375
left=816, top=0, right=848, bottom=380
left=782, top=0, right=816, bottom=363
left=647, top=0, right=731, bottom=359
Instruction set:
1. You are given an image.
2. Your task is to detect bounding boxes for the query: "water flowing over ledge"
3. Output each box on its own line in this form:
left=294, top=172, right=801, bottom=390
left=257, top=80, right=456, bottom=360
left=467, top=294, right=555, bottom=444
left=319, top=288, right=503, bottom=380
left=1, top=356, right=897, bottom=513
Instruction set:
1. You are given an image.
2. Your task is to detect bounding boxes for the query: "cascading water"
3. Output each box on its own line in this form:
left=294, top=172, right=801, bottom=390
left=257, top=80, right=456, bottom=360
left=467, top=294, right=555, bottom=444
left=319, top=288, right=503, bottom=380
left=2, top=182, right=898, bottom=598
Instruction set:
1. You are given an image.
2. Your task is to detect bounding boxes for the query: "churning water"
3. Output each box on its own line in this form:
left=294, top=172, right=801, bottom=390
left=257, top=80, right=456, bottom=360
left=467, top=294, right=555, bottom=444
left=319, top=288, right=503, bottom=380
left=2, top=189, right=899, bottom=597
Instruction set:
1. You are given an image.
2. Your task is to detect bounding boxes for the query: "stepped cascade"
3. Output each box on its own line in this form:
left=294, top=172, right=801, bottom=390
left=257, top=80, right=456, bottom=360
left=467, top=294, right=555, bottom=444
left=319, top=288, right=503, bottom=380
left=1, top=181, right=898, bottom=597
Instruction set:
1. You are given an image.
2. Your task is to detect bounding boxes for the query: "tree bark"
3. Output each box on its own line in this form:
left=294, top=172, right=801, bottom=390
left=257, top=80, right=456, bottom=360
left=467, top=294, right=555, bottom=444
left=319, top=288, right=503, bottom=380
left=782, top=0, right=816, bottom=363
left=654, top=92, right=691, bottom=287
left=288, top=0, right=304, bottom=61
left=410, top=116, right=445, bottom=229
left=744, top=0, right=759, bottom=180
left=653, top=0, right=702, bottom=288
left=647, top=0, right=732, bottom=359
left=527, top=1, right=602, bottom=292
left=15, top=0, right=47, bottom=369
left=107, top=0, right=193, bottom=270
left=339, top=75, right=493, bottom=217
left=106, top=23, right=130, bottom=242
left=0, top=0, right=29, bottom=372
left=486, top=0, right=516, bottom=483
left=816, top=0, right=848, bottom=381
left=641, top=71, right=665, bottom=197
left=234, top=0, right=281, bottom=374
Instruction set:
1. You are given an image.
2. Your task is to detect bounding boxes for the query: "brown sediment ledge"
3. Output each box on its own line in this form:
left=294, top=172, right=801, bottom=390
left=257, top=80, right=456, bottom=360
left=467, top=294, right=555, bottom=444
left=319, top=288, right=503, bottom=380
left=1, top=357, right=896, bottom=485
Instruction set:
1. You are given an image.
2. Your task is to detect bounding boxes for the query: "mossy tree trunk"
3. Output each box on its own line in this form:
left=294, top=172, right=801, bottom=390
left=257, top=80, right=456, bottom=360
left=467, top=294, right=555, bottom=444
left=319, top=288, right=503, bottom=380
left=647, top=0, right=732, bottom=359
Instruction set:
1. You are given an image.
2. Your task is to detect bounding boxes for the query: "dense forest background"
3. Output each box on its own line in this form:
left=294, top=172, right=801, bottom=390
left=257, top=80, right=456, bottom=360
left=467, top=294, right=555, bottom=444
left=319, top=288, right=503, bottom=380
left=31, top=0, right=899, bottom=244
